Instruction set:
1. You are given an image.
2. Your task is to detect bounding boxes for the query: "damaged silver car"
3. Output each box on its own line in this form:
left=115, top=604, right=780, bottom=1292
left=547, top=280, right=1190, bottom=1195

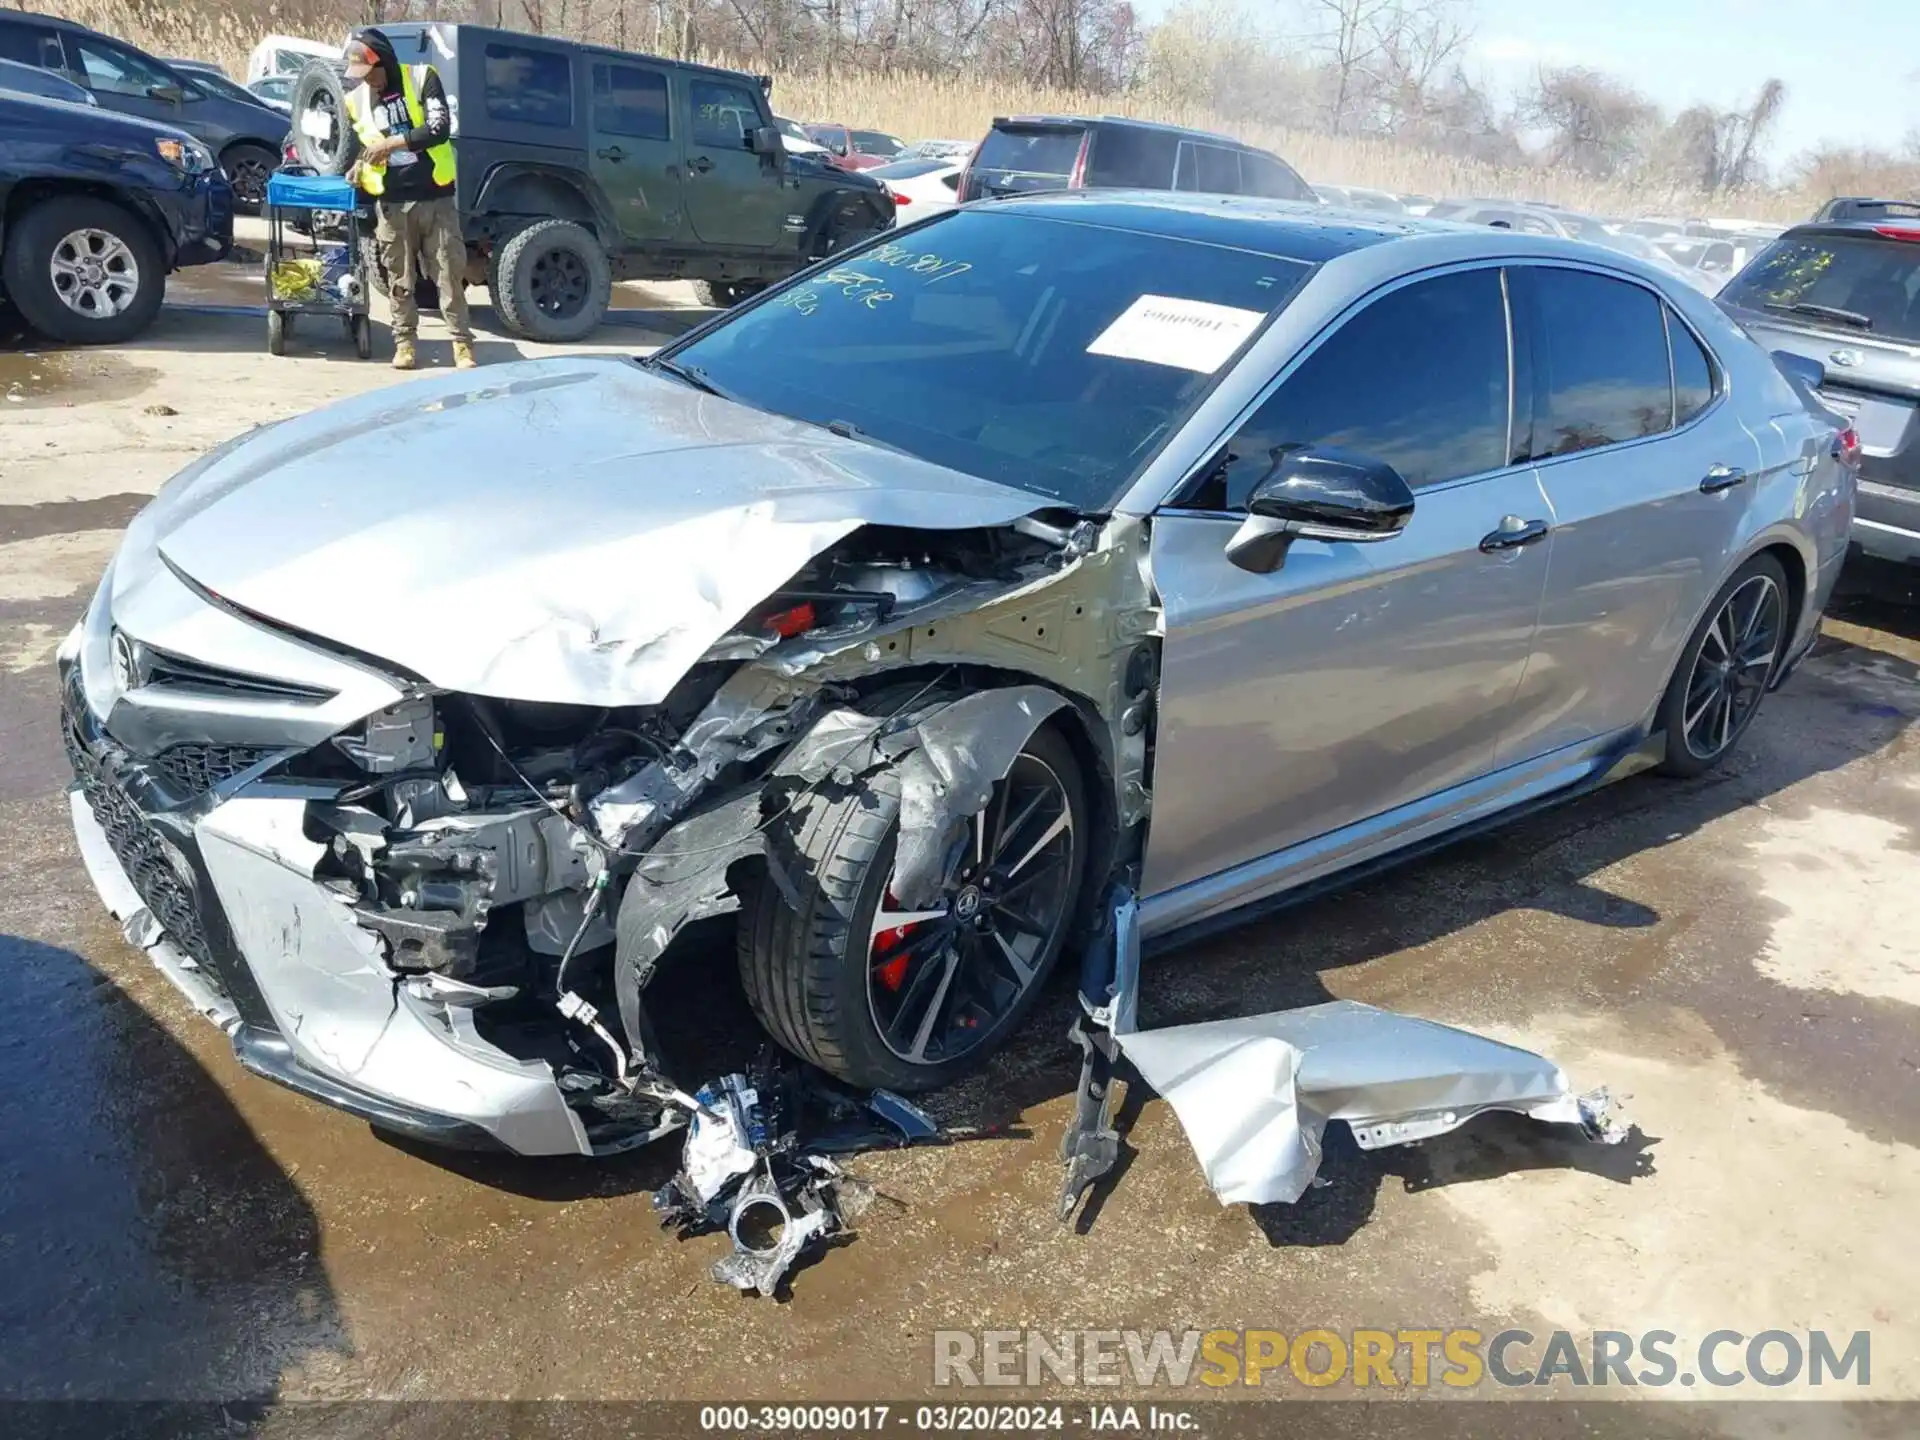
left=62, top=193, right=1856, bottom=1157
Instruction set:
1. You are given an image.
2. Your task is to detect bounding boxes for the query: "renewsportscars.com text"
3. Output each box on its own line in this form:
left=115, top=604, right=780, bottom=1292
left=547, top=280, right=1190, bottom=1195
left=933, top=1328, right=1872, bottom=1390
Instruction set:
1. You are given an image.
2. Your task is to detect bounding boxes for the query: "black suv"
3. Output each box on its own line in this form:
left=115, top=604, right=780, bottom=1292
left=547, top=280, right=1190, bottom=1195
left=288, top=23, right=894, bottom=342
left=1, top=89, right=232, bottom=343
left=1719, top=219, right=1920, bottom=569
left=0, top=11, right=287, bottom=209
left=956, top=115, right=1316, bottom=205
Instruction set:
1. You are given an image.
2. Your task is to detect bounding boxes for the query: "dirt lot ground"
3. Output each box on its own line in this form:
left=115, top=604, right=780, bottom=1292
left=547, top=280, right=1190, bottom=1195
left=2, top=244, right=1917, bottom=1435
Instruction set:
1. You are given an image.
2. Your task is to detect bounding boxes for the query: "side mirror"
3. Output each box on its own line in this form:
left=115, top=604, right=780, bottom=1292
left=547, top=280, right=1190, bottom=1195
left=1224, top=447, right=1415, bottom=574
left=147, top=82, right=185, bottom=104
left=749, top=125, right=782, bottom=157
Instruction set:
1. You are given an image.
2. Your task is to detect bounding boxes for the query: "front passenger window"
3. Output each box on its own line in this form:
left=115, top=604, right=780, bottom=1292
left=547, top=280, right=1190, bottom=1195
left=1186, top=268, right=1511, bottom=510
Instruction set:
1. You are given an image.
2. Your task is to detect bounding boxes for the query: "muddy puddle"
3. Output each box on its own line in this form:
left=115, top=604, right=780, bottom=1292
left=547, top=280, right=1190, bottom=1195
left=165, top=262, right=268, bottom=310
left=0, top=350, right=157, bottom=409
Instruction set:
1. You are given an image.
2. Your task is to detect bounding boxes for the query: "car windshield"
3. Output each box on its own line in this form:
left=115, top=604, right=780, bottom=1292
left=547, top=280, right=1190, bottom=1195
left=975, top=126, right=1083, bottom=178
left=1721, top=232, right=1920, bottom=343
left=662, top=209, right=1314, bottom=510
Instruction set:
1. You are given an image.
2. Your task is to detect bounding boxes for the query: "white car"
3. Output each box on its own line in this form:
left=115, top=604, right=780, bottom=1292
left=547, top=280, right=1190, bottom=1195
left=774, top=116, right=832, bottom=158
left=867, top=157, right=964, bottom=218
left=897, top=138, right=975, bottom=161
left=246, top=34, right=338, bottom=83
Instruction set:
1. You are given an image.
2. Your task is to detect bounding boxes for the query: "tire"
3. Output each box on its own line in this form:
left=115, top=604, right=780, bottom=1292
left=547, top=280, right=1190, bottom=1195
left=370, top=244, right=438, bottom=312
left=491, top=218, right=610, bottom=342
left=738, top=722, right=1089, bottom=1092
left=266, top=308, right=288, bottom=355
left=221, top=142, right=279, bottom=214
left=288, top=62, right=358, bottom=176
left=1655, top=553, right=1791, bottom=778
left=691, top=279, right=765, bottom=308
left=350, top=313, right=372, bottom=359
left=1, top=195, right=165, bottom=346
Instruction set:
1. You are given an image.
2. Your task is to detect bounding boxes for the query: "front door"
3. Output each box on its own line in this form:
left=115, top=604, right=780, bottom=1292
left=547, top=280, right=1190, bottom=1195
left=1144, top=266, right=1553, bottom=900
left=61, top=33, right=199, bottom=136
left=680, top=73, right=785, bottom=250
left=1498, top=264, right=1764, bottom=763
left=587, top=57, right=684, bottom=244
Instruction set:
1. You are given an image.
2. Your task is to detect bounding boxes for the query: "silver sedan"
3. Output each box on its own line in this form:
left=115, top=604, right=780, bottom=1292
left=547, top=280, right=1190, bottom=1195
left=62, top=193, right=1856, bottom=1155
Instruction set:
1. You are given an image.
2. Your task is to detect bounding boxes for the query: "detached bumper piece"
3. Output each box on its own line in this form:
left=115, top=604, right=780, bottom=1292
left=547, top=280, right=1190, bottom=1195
left=1059, top=890, right=1624, bottom=1218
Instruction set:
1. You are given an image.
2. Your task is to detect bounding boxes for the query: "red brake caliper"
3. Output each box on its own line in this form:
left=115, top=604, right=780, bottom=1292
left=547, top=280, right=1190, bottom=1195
left=873, top=886, right=919, bottom=991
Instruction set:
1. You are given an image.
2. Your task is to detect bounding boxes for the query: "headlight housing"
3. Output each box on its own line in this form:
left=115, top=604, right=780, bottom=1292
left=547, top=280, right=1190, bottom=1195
left=154, top=136, right=216, bottom=174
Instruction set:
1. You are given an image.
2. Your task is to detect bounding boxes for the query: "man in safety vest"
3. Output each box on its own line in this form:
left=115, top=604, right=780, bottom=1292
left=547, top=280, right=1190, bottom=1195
left=342, top=28, right=477, bottom=370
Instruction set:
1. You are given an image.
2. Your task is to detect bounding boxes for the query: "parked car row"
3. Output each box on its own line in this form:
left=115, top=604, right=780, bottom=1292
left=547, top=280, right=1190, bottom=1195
left=0, top=10, right=287, bottom=209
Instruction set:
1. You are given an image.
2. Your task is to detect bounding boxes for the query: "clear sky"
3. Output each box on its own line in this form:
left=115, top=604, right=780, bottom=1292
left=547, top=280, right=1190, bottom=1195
left=1468, top=0, right=1919, bottom=164
left=1135, top=0, right=1920, bottom=169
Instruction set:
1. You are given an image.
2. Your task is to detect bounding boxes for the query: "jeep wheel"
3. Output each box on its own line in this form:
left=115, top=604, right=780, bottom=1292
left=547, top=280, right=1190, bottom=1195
left=2, top=195, right=164, bottom=345
left=691, top=279, right=765, bottom=309
left=491, top=219, right=610, bottom=342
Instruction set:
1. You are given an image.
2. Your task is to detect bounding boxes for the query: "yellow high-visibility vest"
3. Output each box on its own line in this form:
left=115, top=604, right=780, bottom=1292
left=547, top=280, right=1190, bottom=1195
left=347, top=64, right=455, bottom=196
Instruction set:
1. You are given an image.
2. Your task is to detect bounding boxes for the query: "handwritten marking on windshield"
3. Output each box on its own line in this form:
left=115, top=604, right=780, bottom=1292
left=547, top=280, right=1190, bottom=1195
left=864, top=241, right=972, bottom=284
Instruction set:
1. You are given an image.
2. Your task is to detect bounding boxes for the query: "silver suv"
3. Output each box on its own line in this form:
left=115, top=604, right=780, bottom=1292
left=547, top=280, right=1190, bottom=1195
left=1718, top=220, right=1920, bottom=566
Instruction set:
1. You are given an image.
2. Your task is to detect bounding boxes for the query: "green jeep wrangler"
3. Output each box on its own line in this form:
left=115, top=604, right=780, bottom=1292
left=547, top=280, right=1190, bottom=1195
left=287, top=22, right=895, bottom=341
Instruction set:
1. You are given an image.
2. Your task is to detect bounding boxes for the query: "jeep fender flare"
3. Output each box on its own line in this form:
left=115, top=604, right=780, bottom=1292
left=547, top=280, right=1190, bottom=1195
left=798, top=186, right=893, bottom=260
left=471, top=163, right=617, bottom=246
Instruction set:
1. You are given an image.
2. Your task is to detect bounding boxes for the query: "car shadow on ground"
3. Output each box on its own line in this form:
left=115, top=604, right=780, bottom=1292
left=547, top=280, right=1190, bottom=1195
left=0, top=933, right=347, bottom=1401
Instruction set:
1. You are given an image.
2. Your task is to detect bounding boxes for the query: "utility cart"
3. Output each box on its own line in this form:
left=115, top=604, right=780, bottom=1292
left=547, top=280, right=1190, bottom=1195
left=263, top=170, right=372, bottom=358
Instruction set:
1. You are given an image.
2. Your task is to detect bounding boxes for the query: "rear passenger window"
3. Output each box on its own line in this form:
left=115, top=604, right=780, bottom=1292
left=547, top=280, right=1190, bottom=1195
left=1175, top=143, right=1241, bottom=193
left=1240, top=152, right=1313, bottom=202
left=484, top=43, right=572, bottom=127
left=592, top=62, right=668, bottom=141
left=1669, top=309, right=1716, bottom=425
left=1523, top=268, right=1672, bottom=457
left=1194, top=268, right=1511, bottom=507
left=0, top=23, right=63, bottom=69
left=1086, top=126, right=1179, bottom=188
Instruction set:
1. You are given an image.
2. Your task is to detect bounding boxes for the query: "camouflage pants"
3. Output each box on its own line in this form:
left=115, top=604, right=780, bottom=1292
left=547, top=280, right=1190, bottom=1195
left=376, top=195, right=472, bottom=344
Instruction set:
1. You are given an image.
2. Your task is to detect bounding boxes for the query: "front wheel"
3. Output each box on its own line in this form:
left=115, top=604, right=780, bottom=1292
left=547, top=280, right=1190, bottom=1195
left=1, top=195, right=164, bottom=345
left=1656, top=553, right=1790, bottom=777
left=266, top=308, right=289, bottom=355
left=738, top=722, right=1088, bottom=1091
left=222, top=143, right=279, bottom=214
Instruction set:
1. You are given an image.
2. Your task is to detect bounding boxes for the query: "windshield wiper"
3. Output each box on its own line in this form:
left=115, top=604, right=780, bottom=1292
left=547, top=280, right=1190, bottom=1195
left=647, top=355, right=734, bottom=399
left=1766, top=301, right=1873, bottom=330
left=814, top=417, right=913, bottom=457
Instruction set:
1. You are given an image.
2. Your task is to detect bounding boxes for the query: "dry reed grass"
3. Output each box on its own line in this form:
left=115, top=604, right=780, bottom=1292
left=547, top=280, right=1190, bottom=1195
left=34, top=0, right=1811, bottom=222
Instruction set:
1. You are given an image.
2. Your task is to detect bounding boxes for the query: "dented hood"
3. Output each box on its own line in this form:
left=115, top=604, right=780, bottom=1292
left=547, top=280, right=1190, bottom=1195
left=140, top=357, right=1043, bottom=705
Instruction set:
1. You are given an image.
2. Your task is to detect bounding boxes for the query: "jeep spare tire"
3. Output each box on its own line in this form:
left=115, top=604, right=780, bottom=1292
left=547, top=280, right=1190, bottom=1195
left=491, top=219, right=610, bottom=342
left=289, top=62, right=358, bottom=177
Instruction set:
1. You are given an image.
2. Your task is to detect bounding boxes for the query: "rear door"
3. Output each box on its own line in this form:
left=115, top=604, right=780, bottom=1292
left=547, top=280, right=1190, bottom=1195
left=1083, top=125, right=1179, bottom=189
left=1145, top=265, right=1551, bottom=898
left=587, top=55, right=683, bottom=244
left=1503, top=264, right=1762, bottom=762
left=1718, top=227, right=1920, bottom=543
left=958, top=122, right=1085, bottom=201
left=680, top=71, right=784, bottom=249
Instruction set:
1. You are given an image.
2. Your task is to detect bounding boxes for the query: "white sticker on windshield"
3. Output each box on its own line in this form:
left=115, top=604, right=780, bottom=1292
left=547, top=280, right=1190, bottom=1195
left=1086, top=294, right=1267, bottom=373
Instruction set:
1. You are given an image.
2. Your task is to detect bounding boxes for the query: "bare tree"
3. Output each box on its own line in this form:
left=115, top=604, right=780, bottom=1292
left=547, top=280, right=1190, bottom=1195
left=1523, top=66, right=1659, bottom=178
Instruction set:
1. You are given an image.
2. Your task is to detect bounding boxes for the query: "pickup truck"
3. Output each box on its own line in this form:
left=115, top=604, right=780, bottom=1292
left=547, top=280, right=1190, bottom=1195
left=288, top=23, right=894, bottom=341
left=0, top=89, right=233, bottom=344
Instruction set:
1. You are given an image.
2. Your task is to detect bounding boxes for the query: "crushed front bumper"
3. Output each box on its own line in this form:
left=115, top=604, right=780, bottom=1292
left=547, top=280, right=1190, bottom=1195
left=63, top=671, right=592, bottom=1156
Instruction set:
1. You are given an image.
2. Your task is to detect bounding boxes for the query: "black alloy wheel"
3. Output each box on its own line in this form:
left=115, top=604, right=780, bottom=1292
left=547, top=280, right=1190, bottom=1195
left=1679, top=570, right=1784, bottom=762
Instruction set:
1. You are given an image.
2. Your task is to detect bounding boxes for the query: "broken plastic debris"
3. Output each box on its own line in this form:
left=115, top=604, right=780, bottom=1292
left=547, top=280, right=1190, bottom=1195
left=1118, top=1000, right=1626, bottom=1207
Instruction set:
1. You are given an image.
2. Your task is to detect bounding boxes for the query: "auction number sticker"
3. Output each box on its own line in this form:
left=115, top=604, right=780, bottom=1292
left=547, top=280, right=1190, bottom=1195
left=1086, top=294, right=1267, bottom=373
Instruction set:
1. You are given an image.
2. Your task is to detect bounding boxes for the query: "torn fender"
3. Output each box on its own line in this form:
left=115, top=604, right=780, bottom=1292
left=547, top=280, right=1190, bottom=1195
left=1119, top=1001, right=1621, bottom=1206
left=885, top=686, right=1071, bottom=909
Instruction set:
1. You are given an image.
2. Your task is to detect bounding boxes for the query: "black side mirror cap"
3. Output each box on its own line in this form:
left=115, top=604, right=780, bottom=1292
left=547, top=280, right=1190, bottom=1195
left=1226, top=447, right=1415, bottom=574
left=148, top=83, right=185, bottom=104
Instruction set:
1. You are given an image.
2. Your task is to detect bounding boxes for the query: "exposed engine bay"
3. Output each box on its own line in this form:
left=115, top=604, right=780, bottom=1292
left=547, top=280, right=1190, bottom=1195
left=222, top=512, right=1150, bottom=1153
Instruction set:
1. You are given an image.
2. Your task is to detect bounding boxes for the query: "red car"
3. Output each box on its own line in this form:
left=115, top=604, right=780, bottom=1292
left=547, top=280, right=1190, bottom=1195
left=803, top=124, right=904, bottom=171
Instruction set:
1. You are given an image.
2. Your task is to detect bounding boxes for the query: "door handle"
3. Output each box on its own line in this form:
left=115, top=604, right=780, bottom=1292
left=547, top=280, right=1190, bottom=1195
left=596, top=145, right=627, bottom=162
left=689, top=155, right=714, bottom=174
left=1700, top=463, right=1749, bottom=493
left=1479, top=516, right=1551, bottom=553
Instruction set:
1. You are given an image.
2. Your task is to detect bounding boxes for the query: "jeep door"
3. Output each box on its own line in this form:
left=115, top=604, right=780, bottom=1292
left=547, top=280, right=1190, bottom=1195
left=1142, top=265, right=1553, bottom=908
left=587, top=55, right=684, bottom=243
left=680, top=72, right=786, bottom=249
